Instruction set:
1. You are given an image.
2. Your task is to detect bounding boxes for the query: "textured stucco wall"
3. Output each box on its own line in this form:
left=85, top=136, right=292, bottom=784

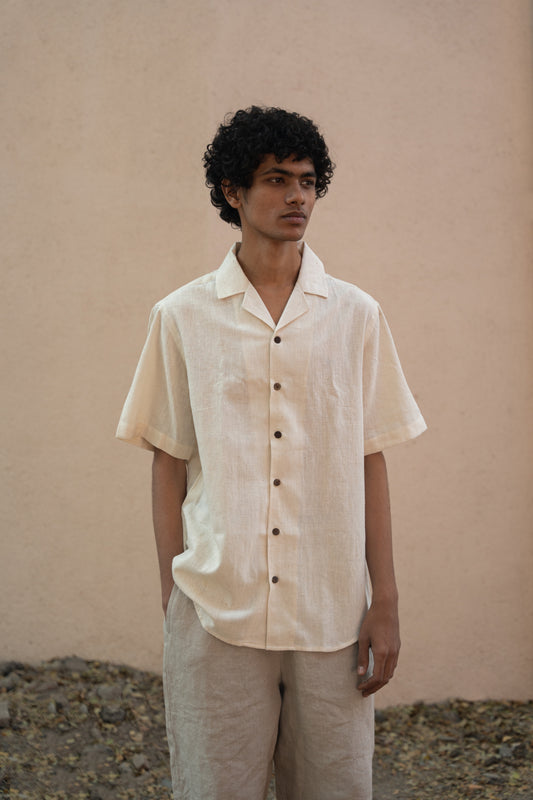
left=2, top=0, right=532, bottom=706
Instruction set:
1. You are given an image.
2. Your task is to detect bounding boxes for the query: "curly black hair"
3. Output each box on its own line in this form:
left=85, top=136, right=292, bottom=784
left=203, top=106, right=335, bottom=227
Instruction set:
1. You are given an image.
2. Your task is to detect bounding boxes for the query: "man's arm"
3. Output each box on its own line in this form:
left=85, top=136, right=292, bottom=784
left=152, top=448, right=187, bottom=616
left=357, top=450, right=401, bottom=697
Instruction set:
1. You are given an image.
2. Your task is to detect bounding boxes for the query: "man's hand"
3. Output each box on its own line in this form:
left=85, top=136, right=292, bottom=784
left=357, top=600, right=400, bottom=697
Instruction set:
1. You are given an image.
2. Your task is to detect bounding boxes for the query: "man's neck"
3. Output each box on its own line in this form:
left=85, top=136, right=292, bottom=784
left=236, top=239, right=303, bottom=291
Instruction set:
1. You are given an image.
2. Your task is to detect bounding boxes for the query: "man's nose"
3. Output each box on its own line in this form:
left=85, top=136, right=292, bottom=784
left=286, top=181, right=304, bottom=204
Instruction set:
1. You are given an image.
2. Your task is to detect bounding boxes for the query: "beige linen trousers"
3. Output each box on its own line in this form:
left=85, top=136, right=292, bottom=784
left=163, top=585, right=374, bottom=800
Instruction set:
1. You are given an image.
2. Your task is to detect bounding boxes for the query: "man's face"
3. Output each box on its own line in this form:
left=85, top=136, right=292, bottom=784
left=228, top=154, right=317, bottom=243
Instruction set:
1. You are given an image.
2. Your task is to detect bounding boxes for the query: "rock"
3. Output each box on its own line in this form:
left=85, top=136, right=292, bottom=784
left=441, top=709, right=461, bottom=724
left=88, top=784, right=114, bottom=800
left=483, top=772, right=505, bottom=785
left=43, top=659, right=63, bottom=671
left=512, top=741, right=527, bottom=760
left=100, top=703, right=126, bottom=724
left=0, top=674, right=22, bottom=691
left=32, top=679, right=59, bottom=693
left=79, top=743, right=115, bottom=770
left=498, top=743, right=513, bottom=759
left=46, top=695, right=70, bottom=716
left=96, top=683, right=122, bottom=701
left=0, top=700, right=11, bottom=728
left=90, top=724, right=103, bottom=740
left=0, top=769, right=10, bottom=792
left=0, top=662, right=24, bottom=677
left=50, top=693, right=70, bottom=713
left=61, top=656, right=89, bottom=673
left=132, top=752, right=149, bottom=771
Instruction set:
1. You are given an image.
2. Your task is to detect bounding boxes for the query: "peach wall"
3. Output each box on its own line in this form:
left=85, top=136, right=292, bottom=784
left=2, top=0, right=532, bottom=705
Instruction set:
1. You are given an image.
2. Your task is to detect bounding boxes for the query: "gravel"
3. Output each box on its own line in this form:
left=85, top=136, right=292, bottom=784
left=0, top=658, right=531, bottom=799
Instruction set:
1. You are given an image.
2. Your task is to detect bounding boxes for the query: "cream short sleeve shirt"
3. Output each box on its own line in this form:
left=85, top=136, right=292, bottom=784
left=117, top=244, right=426, bottom=651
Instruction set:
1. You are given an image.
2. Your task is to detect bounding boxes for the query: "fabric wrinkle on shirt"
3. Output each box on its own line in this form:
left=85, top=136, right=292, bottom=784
left=117, top=243, right=426, bottom=652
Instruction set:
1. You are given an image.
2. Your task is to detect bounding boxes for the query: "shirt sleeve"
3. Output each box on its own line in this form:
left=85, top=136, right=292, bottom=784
left=116, top=303, right=196, bottom=459
left=363, top=304, right=427, bottom=455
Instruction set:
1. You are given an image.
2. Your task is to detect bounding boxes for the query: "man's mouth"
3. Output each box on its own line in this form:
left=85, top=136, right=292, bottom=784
left=282, top=212, right=306, bottom=220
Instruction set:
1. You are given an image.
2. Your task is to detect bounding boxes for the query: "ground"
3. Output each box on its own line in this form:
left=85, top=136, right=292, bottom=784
left=0, top=658, right=531, bottom=799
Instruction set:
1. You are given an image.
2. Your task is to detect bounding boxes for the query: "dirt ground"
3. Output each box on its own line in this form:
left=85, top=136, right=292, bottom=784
left=0, top=658, right=531, bottom=799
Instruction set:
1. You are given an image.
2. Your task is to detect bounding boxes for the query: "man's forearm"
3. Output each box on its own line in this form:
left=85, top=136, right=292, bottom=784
left=152, top=448, right=187, bottom=614
left=364, top=451, right=398, bottom=603
left=357, top=451, right=400, bottom=696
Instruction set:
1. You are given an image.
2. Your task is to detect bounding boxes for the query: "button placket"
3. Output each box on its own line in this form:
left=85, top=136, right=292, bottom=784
left=268, top=331, right=286, bottom=590
left=265, top=319, right=311, bottom=647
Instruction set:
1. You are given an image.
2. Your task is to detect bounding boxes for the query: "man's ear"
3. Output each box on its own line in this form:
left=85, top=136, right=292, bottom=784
left=221, top=179, right=242, bottom=209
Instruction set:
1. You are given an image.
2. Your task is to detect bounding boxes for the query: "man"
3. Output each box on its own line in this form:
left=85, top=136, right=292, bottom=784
left=117, top=106, right=426, bottom=800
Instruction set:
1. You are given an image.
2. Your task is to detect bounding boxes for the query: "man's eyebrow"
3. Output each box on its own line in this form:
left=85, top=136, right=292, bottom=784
left=260, top=166, right=317, bottom=178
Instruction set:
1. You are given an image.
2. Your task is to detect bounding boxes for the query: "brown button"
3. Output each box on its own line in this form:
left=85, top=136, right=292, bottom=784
left=274, top=336, right=281, bottom=343
left=274, top=431, right=282, bottom=438
left=272, top=528, right=280, bottom=535
left=273, top=479, right=281, bottom=486
left=273, top=382, right=281, bottom=391
left=272, top=576, right=279, bottom=583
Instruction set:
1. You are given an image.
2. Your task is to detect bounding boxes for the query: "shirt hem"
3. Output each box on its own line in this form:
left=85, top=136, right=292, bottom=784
left=364, top=414, right=427, bottom=456
left=193, top=602, right=359, bottom=652
left=116, top=421, right=193, bottom=460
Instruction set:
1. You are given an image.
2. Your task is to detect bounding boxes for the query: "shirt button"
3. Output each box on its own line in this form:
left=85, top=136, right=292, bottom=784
left=273, top=478, right=281, bottom=486
left=272, top=576, right=279, bottom=583
left=274, top=336, right=281, bottom=343
left=274, top=431, right=282, bottom=438
left=273, top=382, right=282, bottom=391
left=272, top=528, right=280, bottom=535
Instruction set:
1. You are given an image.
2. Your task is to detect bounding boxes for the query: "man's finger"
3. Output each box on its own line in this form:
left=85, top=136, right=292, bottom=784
left=357, top=647, right=397, bottom=695
left=357, top=637, right=370, bottom=680
left=370, top=647, right=388, bottom=683
left=358, top=674, right=387, bottom=697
